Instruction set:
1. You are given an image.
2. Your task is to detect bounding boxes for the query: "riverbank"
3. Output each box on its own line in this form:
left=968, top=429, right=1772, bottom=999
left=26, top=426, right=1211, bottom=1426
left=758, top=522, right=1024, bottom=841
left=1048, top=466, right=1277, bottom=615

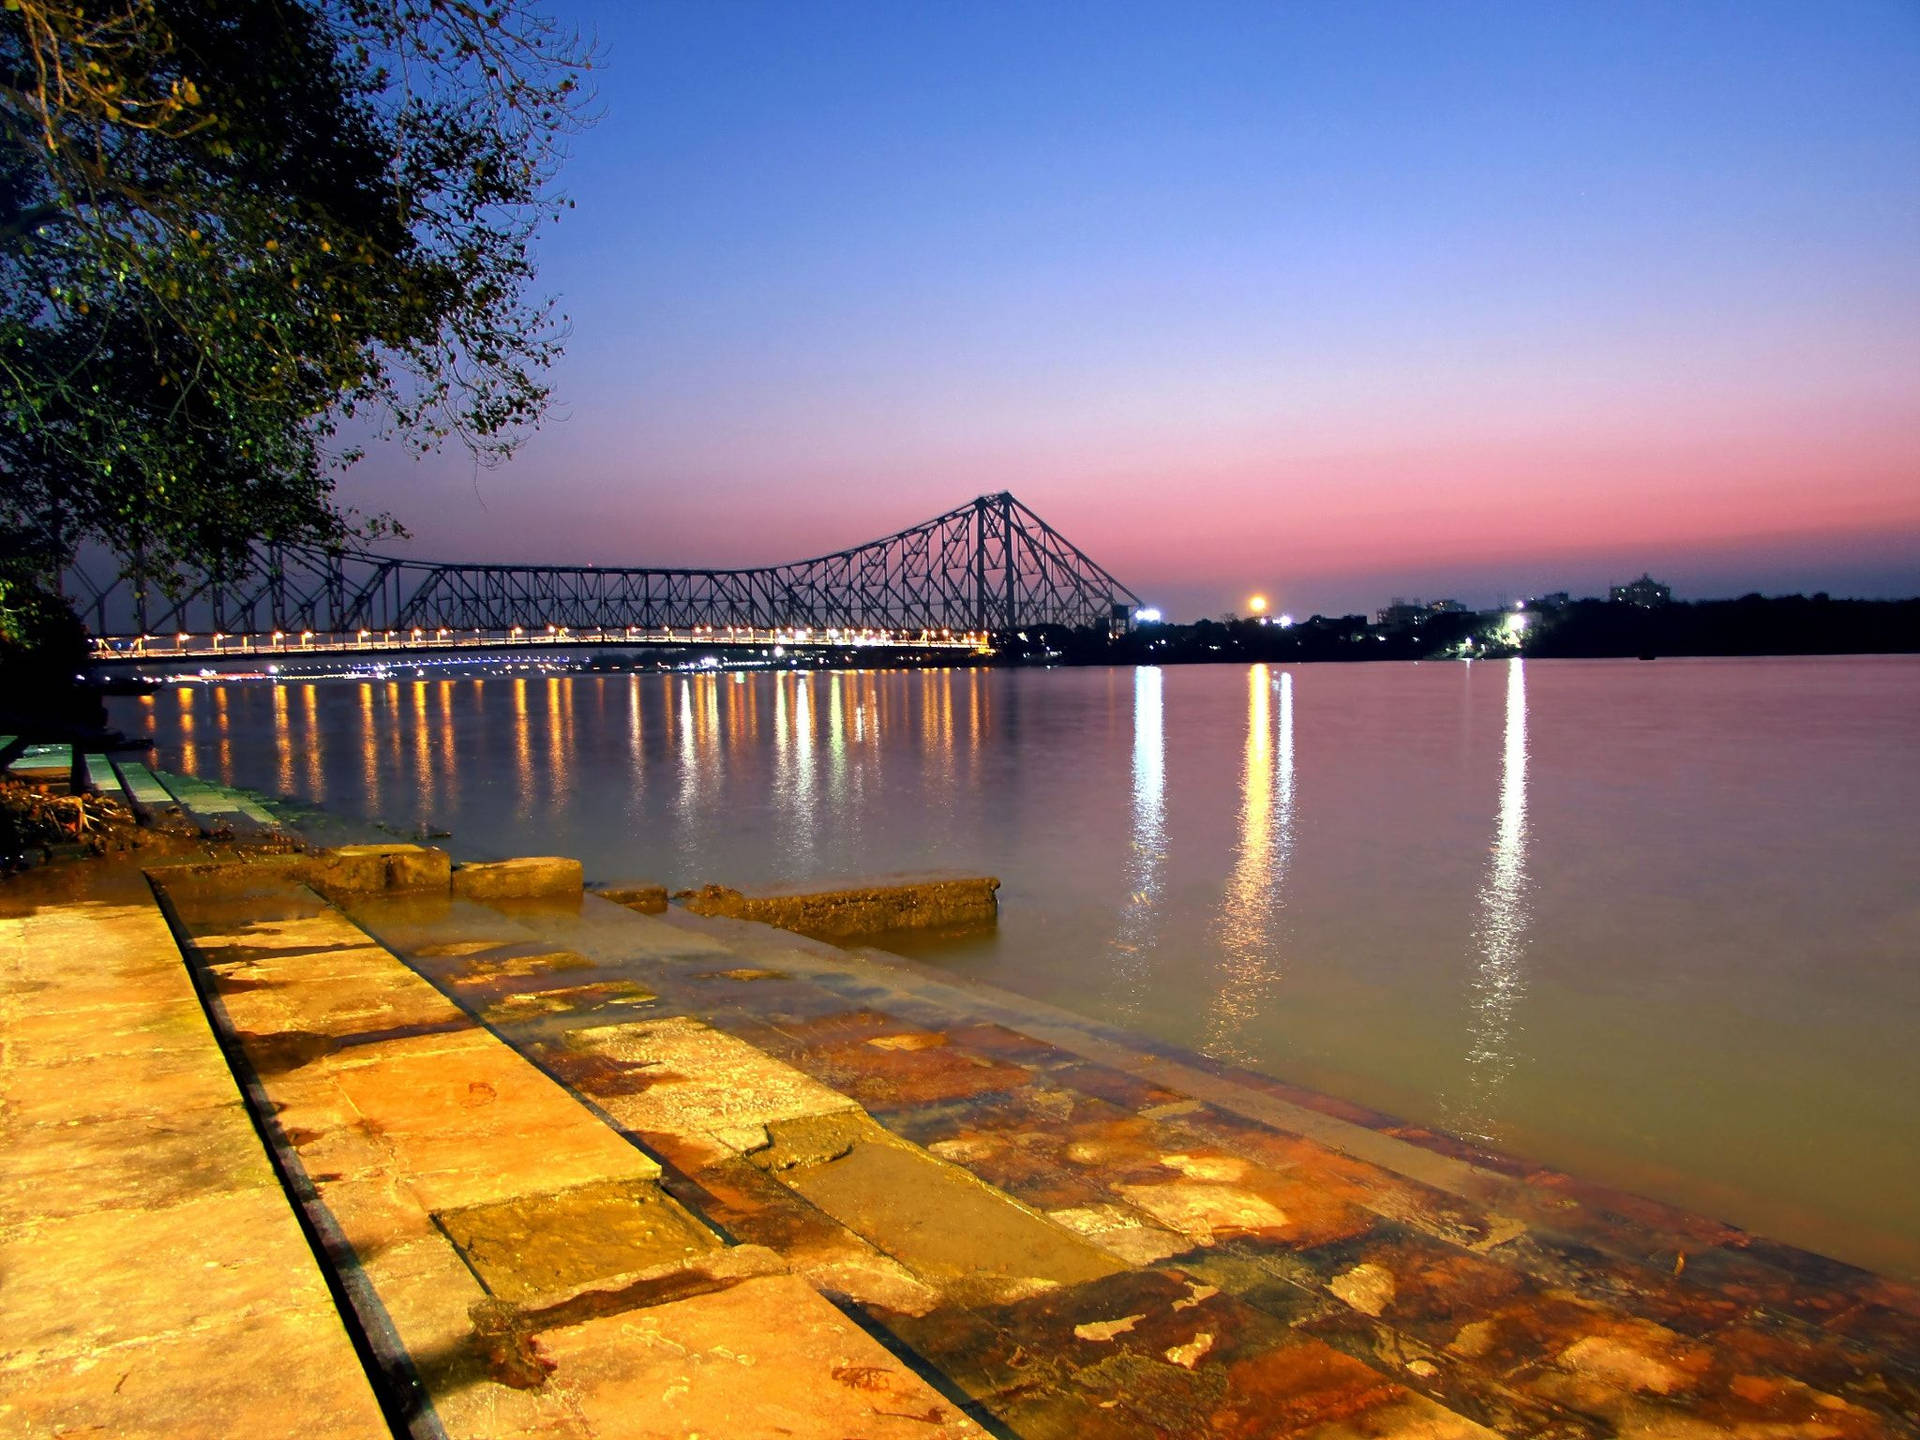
left=5, top=831, right=1918, bottom=1437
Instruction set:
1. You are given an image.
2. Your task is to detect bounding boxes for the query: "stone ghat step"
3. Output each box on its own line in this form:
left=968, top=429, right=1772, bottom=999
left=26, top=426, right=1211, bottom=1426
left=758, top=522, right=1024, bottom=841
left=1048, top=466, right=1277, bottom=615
left=0, top=860, right=389, bottom=1437
left=340, top=876, right=1920, bottom=1440
left=666, top=873, right=1000, bottom=941
left=151, top=767, right=281, bottom=829
left=151, top=866, right=975, bottom=1440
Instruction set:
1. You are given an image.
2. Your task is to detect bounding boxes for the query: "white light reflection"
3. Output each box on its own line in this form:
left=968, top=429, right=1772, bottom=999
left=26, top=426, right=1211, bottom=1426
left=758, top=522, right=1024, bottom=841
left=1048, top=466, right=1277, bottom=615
left=674, top=677, right=699, bottom=829
left=828, top=672, right=848, bottom=808
left=1107, top=667, right=1166, bottom=1017
left=1205, top=668, right=1295, bottom=1062
left=1447, top=658, right=1533, bottom=1141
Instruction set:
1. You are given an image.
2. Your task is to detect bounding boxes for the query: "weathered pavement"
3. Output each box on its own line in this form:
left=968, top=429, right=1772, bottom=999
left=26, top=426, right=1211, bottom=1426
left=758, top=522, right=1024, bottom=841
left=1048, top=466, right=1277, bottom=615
left=344, top=881, right=1920, bottom=1440
left=6, top=849, right=1919, bottom=1438
left=0, top=860, right=388, bottom=1439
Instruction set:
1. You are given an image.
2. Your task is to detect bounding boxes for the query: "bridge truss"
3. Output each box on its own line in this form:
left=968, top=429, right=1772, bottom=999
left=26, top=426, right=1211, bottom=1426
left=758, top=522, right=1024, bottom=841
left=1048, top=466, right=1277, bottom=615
left=67, top=492, right=1142, bottom=643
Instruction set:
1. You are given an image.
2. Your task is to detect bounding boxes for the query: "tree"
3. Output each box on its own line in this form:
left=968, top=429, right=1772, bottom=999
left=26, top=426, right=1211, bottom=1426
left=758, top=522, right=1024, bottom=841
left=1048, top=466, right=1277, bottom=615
left=0, top=0, right=591, bottom=648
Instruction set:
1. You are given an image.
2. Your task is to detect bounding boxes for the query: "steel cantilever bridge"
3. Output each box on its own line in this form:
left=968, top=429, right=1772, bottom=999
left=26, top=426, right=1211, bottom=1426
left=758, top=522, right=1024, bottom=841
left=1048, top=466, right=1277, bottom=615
left=74, top=491, right=1142, bottom=662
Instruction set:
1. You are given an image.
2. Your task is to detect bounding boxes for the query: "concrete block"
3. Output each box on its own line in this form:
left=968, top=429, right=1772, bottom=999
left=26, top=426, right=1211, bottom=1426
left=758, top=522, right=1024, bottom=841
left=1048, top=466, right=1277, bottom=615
left=307, top=846, right=397, bottom=896
left=451, top=856, right=583, bottom=901
left=673, top=874, right=999, bottom=940
left=596, top=883, right=670, bottom=914
left=143, top=853, right=309, bottom=898
left=380, top=845, right=451, bottom=892
left=307, top=844, right=440, bottom=894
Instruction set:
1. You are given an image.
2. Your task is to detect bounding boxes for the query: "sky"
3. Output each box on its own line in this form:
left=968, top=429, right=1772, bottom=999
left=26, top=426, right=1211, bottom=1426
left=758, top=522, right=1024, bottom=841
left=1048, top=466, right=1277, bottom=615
left=335, top=0, right=1920, bottom=621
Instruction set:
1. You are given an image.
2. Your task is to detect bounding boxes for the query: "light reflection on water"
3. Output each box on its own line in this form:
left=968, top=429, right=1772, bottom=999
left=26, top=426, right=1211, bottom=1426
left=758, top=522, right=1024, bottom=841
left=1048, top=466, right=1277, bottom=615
left=1107, top=666, right=1166, bottom=1020
left=1446, top=657, right=1532, bottom=1141
left=1207, top=667, right=1295, bottom=1064
left=115, top=657, right=1920, bottom=1280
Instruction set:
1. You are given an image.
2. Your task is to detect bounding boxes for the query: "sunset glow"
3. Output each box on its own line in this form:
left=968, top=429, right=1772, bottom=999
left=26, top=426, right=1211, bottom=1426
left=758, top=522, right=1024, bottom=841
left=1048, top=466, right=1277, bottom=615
left=336, top=1, right=1920, bottom=618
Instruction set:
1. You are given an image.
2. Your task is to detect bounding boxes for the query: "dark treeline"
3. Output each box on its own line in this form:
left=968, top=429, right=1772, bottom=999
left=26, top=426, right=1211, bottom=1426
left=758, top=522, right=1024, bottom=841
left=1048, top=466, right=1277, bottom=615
left=1000, top=594, right=1920, bottom=666
left=1521, top=594, right=1920, bottom=659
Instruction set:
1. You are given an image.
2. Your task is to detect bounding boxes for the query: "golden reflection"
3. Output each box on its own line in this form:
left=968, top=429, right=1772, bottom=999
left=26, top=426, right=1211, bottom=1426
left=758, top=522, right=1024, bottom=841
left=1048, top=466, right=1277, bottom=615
left=725, top=674, right=746, bottom=752
left=214, top=685, right=233, bottom=785
left=674, top=677, right=699, bottom=824
left=793, top=672, right=816, bottom=797
left=771, top=673, right=790, bottom=835
left=1206, top=668, right=1295, bottom=1061
left=967, top=669, right=986, bottom=761
left=512, top=677, right=532, bottom=818
left=176, top=686, right=196, bottom=774
left=770, top=673, right=818, bottom=861
left=546, top=677, right=571, bottom=809
left=828, top=673, right=848, bottom=805
left=359, top=683, right=379, bottom=813
left=627, top=674, right=645, bottom=777
left=703, top=675, right=721, bottom=762
left=854, top=672, right=875, bottom=744
left=1447, top=658, right=1533, bottom=1142
left=300, top=684, right=322, bottom=798
left=273, top=684, right=292, bottom=796
left=384, top=681, right=403, bottom=788
left=412, top=681, right=432, bottom=819
left=1107, top=667, right=1167, bottom=1017
left=436, top=681, right=456, bottom=801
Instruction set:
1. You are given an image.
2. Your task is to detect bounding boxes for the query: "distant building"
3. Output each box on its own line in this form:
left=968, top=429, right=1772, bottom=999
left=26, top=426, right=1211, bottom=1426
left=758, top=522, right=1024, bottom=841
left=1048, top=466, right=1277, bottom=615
left=1526, top=591, right=1571, bottom=611
left=1377, top=597, right=1469, bottom=628
left=1378, top=597, right=1424, bottom=628
left=1609, top=574, right=1672, bottom=608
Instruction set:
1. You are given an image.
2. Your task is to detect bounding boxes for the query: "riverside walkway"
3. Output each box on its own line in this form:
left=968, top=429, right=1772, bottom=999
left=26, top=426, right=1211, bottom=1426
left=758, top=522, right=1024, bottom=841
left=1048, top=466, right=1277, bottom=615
left=4, top=838, right=1918, bottom=1437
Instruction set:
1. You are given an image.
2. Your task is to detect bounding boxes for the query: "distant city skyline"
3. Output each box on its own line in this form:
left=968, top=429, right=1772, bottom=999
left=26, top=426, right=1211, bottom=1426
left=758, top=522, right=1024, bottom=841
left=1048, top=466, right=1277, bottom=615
left=335, top=0, right=1920, bottom=622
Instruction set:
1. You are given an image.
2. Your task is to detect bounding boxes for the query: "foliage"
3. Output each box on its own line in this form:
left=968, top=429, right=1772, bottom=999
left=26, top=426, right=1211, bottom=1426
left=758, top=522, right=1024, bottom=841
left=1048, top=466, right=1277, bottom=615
left=0, top=0, right=591, bottom=633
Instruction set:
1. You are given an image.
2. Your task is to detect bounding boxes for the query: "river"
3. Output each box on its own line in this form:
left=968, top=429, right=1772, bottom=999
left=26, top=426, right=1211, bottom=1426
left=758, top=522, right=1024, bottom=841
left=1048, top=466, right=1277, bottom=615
left=111, top=654, right=1920, bottom=1280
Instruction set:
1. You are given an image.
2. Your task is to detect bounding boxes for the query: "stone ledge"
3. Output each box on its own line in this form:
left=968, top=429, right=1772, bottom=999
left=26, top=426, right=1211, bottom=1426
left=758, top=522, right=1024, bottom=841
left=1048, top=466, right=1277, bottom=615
left=326, top=843, right=452, bottom=894
left=452, top=856, right=584, bottom=901
left=147, top=844, right=452, bottom=902
left=673, top=874, right=999, bottom=940
left=596, top=883, right=670, bottom=915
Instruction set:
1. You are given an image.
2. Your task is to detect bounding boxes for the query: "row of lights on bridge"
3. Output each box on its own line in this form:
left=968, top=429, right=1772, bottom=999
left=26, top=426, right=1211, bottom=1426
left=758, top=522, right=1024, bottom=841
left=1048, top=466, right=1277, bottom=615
left=96, top=624, right=991, bottom=652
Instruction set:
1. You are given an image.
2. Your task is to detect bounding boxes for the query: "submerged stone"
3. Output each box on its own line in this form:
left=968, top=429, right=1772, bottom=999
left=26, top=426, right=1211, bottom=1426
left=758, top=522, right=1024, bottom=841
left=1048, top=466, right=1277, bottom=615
left=434, top=1177, right=722, bottom=1304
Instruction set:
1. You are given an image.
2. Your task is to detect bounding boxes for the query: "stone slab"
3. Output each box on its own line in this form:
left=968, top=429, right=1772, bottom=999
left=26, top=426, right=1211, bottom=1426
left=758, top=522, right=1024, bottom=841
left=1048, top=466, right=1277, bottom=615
left=435, top=1177, right=721, bottom=1303
left=674, top=873, right=999, bottom=939
left=453, top=855, right=584, bottom=900
left=786, top=1135, right=1128, bottom=1305
left=0, top=879, right=387, bottom=1439
left=535, top=1273, right=977, bottom=1438
left=557, top=1016, right=861, bottom=1154
left=596, top=883, right=670, bottom=915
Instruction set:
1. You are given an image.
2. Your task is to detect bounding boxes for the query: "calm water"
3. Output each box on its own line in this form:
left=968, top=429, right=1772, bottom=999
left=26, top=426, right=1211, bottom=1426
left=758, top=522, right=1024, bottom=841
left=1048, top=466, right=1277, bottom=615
left=113, top=657, right=1920, bottom=1278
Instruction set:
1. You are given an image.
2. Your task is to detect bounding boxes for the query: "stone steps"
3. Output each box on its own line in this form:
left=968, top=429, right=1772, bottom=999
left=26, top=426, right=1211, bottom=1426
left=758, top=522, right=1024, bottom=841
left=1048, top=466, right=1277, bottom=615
left=340, top=878, right=1920, bottom=1440
left=150, top=866, right=976, bottom=1439
left=29, top=842, right=1911, bottom=1439
left=0, top=861, right=390, bottom=1438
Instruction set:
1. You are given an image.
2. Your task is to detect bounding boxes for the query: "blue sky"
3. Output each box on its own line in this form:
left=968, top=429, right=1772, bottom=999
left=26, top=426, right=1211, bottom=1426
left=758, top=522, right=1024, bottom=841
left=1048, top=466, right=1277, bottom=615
left=338, top=1, right=1920, bottom=618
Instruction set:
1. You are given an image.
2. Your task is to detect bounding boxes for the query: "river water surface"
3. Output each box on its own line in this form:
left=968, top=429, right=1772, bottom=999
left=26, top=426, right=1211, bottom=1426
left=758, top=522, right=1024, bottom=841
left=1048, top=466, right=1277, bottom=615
left=113, top=656, right=1920, bottom=1279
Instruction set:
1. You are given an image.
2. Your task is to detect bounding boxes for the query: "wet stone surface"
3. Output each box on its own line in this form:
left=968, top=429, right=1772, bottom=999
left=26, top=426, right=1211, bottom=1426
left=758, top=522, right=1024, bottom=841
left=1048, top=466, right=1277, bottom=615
left=435, top=1177, right=721, bottom=1303
left=335, top=887, right=1920, bottom=1439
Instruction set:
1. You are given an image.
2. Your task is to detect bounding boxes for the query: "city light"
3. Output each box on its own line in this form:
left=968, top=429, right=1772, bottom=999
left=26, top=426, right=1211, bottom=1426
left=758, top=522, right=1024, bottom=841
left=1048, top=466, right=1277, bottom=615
left=1278, top=614, right=1295, bottom=628
left=1136, top=607, right=1163, bottom=624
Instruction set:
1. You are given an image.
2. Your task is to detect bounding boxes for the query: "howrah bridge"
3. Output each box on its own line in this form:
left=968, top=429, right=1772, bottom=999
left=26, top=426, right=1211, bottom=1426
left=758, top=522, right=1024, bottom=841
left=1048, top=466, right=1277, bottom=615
left=71, top=492, right=1143, bottom=665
